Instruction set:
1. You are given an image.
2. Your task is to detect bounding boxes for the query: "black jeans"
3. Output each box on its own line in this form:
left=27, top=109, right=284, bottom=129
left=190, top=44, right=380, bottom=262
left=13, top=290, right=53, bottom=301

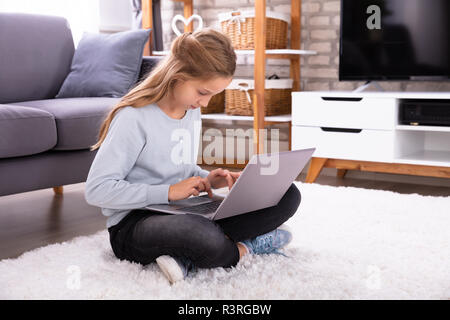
left=108, top=183, right=301, bottom=269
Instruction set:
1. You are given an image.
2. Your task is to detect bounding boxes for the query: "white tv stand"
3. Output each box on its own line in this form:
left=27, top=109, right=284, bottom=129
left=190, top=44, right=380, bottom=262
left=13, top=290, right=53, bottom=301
left=291, top=91, right=450, bottom=182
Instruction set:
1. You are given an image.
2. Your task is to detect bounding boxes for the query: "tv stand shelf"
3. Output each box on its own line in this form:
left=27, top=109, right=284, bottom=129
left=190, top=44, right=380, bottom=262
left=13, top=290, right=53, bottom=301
left=291, top=91, right=450, bottom=182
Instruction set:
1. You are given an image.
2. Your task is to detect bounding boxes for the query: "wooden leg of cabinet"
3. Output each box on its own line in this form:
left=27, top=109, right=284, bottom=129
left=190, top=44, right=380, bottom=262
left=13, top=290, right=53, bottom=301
left=305, top=157, right=327, bottom=183
left=337, top=169, right=347, bottom=179
left=288, top=121, right=292, bottom=151
left=325, top=159, right=450, bottom=179
left=53, top=186, right=63, bottom=195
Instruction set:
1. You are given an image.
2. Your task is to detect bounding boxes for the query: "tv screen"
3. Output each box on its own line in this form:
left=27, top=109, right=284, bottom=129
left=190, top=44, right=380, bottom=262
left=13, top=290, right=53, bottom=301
left=339, top=0, right=450, bottom=81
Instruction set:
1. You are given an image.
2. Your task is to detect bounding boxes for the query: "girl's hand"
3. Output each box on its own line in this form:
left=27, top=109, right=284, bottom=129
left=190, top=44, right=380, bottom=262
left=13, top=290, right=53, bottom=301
left=207, top=168, right=242, bottom=190
left=168, top=176, right=213, bottom=201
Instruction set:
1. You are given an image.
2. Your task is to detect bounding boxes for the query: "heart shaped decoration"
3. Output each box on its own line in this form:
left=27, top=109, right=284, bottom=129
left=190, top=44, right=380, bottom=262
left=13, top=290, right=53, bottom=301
left=171, top=14, right=204, bottom=36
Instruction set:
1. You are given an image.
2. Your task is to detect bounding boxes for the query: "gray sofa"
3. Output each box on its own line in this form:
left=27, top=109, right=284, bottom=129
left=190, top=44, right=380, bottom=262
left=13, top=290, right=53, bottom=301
left=0, top=13, right=161, bottom=196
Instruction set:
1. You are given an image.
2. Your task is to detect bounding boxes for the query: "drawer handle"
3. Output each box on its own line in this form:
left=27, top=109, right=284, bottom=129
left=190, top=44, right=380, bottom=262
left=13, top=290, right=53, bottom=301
left=320, top=127, right=362, bottom=133
left=321, top=97, right=362, bottom=102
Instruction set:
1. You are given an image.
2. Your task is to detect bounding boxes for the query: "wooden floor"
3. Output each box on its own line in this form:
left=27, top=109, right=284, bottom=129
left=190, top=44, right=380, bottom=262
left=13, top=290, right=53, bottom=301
left=1, top=168, right=449, bottom=260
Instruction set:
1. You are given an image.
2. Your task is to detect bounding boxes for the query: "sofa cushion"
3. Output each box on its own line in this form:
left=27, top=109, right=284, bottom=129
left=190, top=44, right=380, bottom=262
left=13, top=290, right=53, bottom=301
left=55, top=29, right=151, bottom=98
left=0, top=104, right=57, bottom=158
left=10, top=98, right=120, bottom=151
left=0, top=13, right=74, bottom=104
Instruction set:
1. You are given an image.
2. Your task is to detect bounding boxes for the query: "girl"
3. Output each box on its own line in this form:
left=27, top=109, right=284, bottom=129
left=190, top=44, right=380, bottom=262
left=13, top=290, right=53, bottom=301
left=85, top=28, right=301, bottom=284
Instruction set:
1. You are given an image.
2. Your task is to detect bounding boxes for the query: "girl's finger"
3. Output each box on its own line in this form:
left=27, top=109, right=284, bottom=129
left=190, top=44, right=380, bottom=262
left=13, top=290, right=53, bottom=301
left=213, top=168, right=225, bottom=176
left=190, top=176, right=203, bottom=186
left=190, top=177, right=204, bottom=194
left=230, top=171, right=240, bottom=180
left=196, top=178, right=212, bottom=198
left=228, top=171, right=241, bottom=188
left=197, top=179, right=207, bottom=192
left=202, top=178, right=213, bottom=198
left=225, top=172, right=233, bottom=190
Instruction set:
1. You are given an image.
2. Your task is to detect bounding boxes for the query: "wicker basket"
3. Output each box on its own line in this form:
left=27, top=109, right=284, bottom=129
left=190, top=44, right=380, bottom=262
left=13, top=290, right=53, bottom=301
left=200, top=91, right=225, bottom=114
left=225, top=78, right=293, bottom=116
left=218, top=10, right=289, bottom=50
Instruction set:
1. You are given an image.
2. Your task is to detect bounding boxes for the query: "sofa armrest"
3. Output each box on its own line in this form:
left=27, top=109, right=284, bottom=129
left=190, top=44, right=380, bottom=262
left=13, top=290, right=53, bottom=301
left=137, top=56, right=165, bottom=83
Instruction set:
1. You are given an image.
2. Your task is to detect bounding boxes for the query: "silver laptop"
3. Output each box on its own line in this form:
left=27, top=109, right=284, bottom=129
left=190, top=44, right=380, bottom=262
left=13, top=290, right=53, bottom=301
left=145, top=148, right=315, bottom=220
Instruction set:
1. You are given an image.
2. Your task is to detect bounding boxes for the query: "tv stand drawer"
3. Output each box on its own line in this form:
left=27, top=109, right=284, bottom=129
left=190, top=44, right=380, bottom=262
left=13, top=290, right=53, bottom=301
left=292, top=126, right=395, bottom=162
left=292, top=94, right=397, bottom=130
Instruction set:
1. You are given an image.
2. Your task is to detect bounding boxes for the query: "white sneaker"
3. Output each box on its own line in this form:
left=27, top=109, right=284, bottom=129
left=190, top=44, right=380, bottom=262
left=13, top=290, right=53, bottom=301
left=156, top=255, right=193, bottom=284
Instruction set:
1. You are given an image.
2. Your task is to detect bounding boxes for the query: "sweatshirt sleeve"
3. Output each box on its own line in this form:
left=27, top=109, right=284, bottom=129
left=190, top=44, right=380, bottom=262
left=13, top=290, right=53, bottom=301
left=192, top=165, right=210, bottom=178
left=84, top=108, right=170, bottom=210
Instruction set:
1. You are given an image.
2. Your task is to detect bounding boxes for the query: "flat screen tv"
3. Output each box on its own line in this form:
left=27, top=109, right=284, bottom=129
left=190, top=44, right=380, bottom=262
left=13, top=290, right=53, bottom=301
left=339, top=0, right=450, bottom=81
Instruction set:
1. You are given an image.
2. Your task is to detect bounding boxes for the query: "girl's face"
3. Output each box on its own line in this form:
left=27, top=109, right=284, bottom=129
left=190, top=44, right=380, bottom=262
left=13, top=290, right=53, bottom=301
left=172, top=76, right=232, bottom=111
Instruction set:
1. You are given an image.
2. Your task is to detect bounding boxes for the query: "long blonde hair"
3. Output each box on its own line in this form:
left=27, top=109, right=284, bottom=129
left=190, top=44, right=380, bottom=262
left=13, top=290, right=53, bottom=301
left=90, top=28, right=236, bottom=151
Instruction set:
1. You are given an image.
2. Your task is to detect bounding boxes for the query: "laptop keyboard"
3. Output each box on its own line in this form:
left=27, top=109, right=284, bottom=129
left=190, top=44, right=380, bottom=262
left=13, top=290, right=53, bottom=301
left=185, top=195, right=212, bottom=204
left=178, top=200, right=222, bottom=214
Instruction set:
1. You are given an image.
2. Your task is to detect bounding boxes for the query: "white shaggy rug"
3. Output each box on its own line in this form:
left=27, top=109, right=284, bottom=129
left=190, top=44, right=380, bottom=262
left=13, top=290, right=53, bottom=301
left=1, top=181, right=450, bottom=299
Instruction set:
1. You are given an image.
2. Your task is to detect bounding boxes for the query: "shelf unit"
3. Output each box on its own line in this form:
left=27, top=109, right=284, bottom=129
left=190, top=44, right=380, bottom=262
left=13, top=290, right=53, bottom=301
left=291, top=91, right=450, bottom=181
left=142, top=0, right=315, bottom=167
left=152, top=49, right=316, bottom=57
left=396, top=125, right=450, bottom=132
left=200, top=113, right=292, bottom=123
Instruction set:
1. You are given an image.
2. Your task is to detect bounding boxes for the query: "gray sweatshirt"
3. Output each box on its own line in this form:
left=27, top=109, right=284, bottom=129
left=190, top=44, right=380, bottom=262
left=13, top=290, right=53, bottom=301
left=84, top=104, right=209, bottom=228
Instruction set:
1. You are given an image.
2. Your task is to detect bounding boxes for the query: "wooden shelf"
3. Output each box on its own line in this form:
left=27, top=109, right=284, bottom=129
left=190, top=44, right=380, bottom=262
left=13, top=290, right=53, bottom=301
left=152, top=49, right=316, bottom=57
left=394, top=150, right=450, bottom=167
left=237, top=49, right=316, bottom=56
left=201, top=113, right=292, bottom=123
left=396, top=125, right=450, bottom=132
